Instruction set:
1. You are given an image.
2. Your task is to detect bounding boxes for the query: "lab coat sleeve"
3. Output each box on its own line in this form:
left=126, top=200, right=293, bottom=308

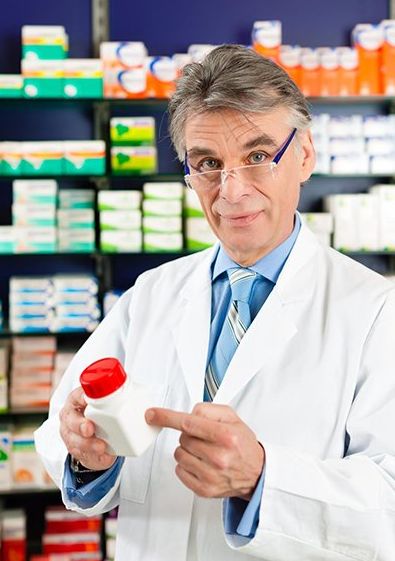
left=224, top=291, right=395, bottom=561
left=34, top=288, right=133, bottom=516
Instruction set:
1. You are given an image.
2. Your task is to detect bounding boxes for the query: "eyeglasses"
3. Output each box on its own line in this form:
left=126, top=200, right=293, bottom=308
left=184, top=128, right=297, bottom=191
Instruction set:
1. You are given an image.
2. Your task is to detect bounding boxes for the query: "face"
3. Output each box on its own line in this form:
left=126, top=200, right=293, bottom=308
left=184, top=107, right=315, bottom=266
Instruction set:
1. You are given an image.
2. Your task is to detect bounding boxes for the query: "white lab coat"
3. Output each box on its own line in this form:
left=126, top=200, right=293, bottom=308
left=35, top=222, right=395, bottom=561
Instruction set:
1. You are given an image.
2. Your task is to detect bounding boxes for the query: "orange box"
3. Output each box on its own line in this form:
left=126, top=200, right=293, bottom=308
left=352, top=24, right=383, bottom=95
left=278, top=46, right=301, bottom=87
left=100, top=42, right=148, bottom=99
left=252, top=21, right=281, bottom=62
left=300, top=49, right=320, bottom=97
left=337, top=47, right=359, bottom=96
left=318, top=48, right=340, bottom=96
left=381, top=20, right=395, bottom=94
left=146, top=56, right=177, bottom=99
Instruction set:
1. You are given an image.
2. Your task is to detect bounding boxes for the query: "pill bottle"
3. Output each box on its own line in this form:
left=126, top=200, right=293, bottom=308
left=80, top=357, right=160, bottom=457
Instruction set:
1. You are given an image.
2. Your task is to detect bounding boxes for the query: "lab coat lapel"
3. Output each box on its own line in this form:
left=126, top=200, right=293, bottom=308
left=214, top=224, right=319, bottom=404
left=170, top=246, right=218, bottom=404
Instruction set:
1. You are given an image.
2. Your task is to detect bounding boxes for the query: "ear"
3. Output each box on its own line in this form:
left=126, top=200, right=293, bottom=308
left=298, top=129, right=316, bottom=183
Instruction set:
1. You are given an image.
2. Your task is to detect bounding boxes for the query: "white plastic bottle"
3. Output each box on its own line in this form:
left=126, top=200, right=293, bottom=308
left=80, top=357, right=161, bottom=457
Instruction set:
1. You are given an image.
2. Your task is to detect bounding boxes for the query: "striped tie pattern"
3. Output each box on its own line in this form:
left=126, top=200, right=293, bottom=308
left=205, top=268, right=257, bottom=401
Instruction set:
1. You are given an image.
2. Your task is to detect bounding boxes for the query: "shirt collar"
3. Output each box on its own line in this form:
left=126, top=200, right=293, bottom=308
left=211, top=213, right=301, bottom=283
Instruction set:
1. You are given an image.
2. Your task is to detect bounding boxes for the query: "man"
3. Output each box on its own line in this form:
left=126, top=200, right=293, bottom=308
left=35, top=45, right=395, bottom=561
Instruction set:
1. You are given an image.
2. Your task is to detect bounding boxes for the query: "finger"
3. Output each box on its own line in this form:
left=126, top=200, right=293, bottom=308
left=60, top=402, right=95, bottom=438
left=175, top=465, right=216, bottom=498
left=68, top=386, right=87, bottom=411
left=146, top=408, right=226, bottom=442
left=191, top=403, right=239, bottom=423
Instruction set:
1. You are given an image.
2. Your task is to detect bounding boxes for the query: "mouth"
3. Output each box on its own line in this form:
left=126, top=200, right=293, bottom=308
left=220, top=210, right=262, bottom=226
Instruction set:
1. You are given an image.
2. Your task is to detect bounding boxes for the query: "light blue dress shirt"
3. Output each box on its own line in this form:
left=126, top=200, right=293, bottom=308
left=64, top=216, right=301, bottom=537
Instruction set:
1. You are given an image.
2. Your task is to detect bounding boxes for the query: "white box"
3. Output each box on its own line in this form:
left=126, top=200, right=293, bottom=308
left=324, top=195, right=358, bottom=251
left=184, top=187, right=204, bottom=217
left=143, top=232, right=183, bottom=252
left=143, top=182, right=184, bottom=200
left=186, top=218, right=217, bottom=250
left=143, top=199, right=182, bottom=216
left=369, top=184, right=395, bottom=250
left=100, top=230, right=142, bottom=253
left=13, top=180, right=58, bottom=204
left=98, top=190, right=142, bottom=210
left=142, top=216, right=182, bottom=233
left=100, top=210, right=142, bottom=230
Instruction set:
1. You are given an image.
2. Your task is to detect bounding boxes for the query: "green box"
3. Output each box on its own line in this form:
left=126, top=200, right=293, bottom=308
left=0, top=75, right=23, bottom=98
left=0, top=143, right=23, bottom=176
left=63, top=141, right=106, bottom=175
left=22, top=60, right=64, bottom=98
left=23, top=143, right=63, bottom=176
left=111, top=147, right=157, bottom=175
left=22, top=25, right=67, bottom=60
left=110, top=117, right=155, bottom=146
left=64, top=60, right=103, bottom=98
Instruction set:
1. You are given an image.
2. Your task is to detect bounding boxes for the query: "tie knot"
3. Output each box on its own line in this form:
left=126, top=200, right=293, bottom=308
left=228, top=268, right=257, bottom=303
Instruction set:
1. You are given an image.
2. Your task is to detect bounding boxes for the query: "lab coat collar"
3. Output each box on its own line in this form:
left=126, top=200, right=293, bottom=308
left=172, top=222, right=320, bottom=405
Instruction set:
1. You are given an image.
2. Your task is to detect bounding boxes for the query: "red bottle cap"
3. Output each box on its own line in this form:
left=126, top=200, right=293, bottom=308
left=80, top=357, right=127, bottom=399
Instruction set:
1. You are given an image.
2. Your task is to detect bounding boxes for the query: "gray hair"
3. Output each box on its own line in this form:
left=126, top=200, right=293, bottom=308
left=168, top=44, right=311, bottom=160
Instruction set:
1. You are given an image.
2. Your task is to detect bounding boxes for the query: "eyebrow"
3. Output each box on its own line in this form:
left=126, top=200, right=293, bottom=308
left=186, top=133, right=278, bottom=160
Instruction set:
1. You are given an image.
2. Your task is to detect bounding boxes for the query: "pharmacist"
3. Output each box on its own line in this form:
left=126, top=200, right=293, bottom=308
left=35, top=45, right=395, bottom=561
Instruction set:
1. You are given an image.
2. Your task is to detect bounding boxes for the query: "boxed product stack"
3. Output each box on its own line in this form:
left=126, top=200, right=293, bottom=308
left=324, top=193, right=380, bottom=251
left=0, top=509, right=26, bottom=561
left=301, top=213, right=333, bottom=246
left=40, top=506, right=102, bottom=561
left=9, top=276, right=54, bottom=333
left=100, top=41, right=177, bottom=99
left=142, top=182, right=183, bottom=252
left=105, top=510, right=118, bottom=561
left=12, top=179, right=57, bottom=253
left=0, top=141, right=106, bottom=176
left=311, top=114, right=395, bottom=175
left=110, top=116, right=157, bottom=175
left=99, top=190, right=142, bottom=253
left=57, top=189, right=95, bottom=253
left=52, top=350, right=75, bottom=393
left=11, top=422, right=55, bottom=489
left=51, top=274, right=100, bottom=333
left=0, top=341, right=8, bottom=411
left=184, top=187, right=217, bottom=251
left=22, top=26, right=67, bottom=99
left=10, top=336, right=56, bottom=411
left=0, top=424, right=12, bottom=489
left=369, top=184, right=395, bottom=251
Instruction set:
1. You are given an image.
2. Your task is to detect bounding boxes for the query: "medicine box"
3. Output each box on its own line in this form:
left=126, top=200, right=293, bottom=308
left=64, top=59, right=103, bottom=98
left=111, top=146, right=157, bottom=175
left=110, top=117, right=155, bottom=146
left=143, top=232, right=183, bottom=252
left=63, top=141, right=106, bottom=175
left=100, top=230, right=142, bottom=253
left=98, top=190, right=142, bottom=210
left=0, top=75, right=23, bottom=98
left=100, top=210, right=142, bottom=230
left=22, top=25, right=68, bottom=60
left=13, top=180, right=58, bottom=205
left=23, top=142, right=63, bottom=175
left=143, top=182, right=184, bottom=200
left=186, top=218, right=217, bottom=250
left=22, top=60, right=64, bottom=98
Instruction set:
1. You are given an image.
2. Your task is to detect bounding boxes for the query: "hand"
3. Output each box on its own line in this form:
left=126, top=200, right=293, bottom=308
left=59, top=387, right=117, bottom=471
left=145, top=403, right=265, bottom=500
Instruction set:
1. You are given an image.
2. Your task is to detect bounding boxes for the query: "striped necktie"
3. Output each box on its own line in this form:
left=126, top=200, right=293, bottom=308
left=205, top=267, right=257, bottom=401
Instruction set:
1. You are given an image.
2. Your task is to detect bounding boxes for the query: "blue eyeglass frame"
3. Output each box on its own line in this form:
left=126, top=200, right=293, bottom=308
left=183, top=127, right=297, bottom=175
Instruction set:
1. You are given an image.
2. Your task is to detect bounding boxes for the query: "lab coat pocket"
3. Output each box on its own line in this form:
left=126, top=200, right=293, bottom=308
left=119, top=382, right=168, bottom=504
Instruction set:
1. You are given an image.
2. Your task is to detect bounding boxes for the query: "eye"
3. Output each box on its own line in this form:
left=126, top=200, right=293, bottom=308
left=199, top=158, right=221, bottom=172
left=247, top=152, right=267, bottom=165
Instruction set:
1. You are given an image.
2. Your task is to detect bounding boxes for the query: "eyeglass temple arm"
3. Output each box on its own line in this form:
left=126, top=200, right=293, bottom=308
left=273, top=128, right=297, bottom=164
left=184, top=153, right=190, bottom=175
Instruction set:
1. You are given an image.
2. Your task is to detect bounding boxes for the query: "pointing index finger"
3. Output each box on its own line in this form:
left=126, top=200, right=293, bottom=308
left=146, top=407, right=222, bottom=442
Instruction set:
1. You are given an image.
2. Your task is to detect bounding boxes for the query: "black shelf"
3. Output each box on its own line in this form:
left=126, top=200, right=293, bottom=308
left=0, top=329, right=92, bottom=338
left=0, top=487, right=59, bottom=495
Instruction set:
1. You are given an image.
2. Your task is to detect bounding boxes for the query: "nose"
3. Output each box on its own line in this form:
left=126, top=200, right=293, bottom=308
left=219, top=169, right=249, bottom=203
